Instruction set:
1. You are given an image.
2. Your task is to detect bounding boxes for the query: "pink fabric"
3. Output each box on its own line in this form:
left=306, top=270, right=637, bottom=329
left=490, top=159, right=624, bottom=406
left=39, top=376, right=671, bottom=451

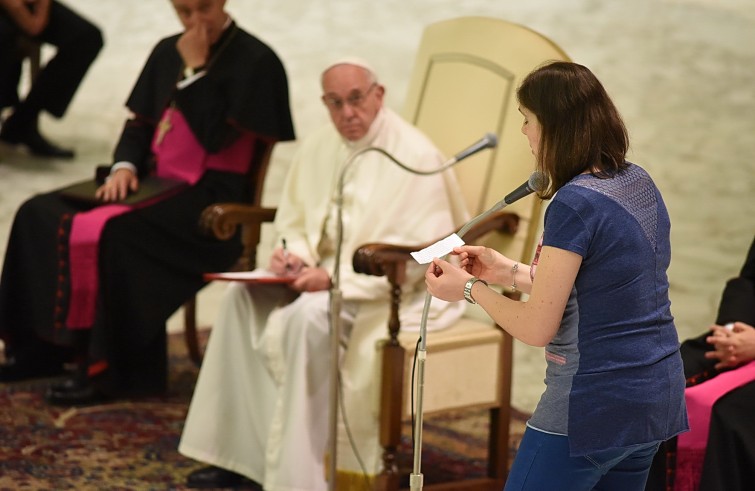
left=151, top=108, right=255, bottom=183
left=674, top=360, right=755, bottom=491
left=151, top=107, right=205, bottom=184
left=205, top=129, right=255, bottom=174
left=65, top=106, right=255, bottom=330
left=66, top=204, right=131, bottom=328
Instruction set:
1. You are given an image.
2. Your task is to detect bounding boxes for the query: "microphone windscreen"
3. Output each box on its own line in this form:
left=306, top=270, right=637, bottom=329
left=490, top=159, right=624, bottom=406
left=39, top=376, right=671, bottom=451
left=528, top=171, right=549, bottom=193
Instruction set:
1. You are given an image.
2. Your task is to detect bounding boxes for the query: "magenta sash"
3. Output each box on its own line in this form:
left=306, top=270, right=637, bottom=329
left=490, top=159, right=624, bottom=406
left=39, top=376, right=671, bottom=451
left=151, top=107, right=255, bottom=183
left=66, top=205, right=130, bottom=328
left=64, top=106, right=255, bottom=329
left=674, top=360, right=755, bottom=491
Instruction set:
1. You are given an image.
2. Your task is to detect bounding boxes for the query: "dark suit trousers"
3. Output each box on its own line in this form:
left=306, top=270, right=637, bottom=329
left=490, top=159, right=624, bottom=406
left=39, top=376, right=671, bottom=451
left=0, top=1, right=102, bottom=118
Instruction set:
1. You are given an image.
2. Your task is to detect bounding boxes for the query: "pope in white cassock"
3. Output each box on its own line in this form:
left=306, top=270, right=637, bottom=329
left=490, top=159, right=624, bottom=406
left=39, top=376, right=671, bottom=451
left=179, top=58, right=469, bottom=490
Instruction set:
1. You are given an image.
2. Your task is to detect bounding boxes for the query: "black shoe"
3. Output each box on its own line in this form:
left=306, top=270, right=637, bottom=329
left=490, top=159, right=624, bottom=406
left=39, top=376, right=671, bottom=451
left=186, top=465, right=250, bottom=489
left=45, top=376, right=108, bottom=406
left=0, top=355, right=67, bottom=382
left=0, top=123, right=75, bottom=159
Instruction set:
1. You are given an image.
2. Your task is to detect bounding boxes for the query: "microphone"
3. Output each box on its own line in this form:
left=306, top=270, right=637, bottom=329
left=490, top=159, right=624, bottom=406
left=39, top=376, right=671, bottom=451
left=503, top=170, right=549, bottom=205
left=332, top=133, right=500, bottom=282
left=337, top=132, right=498, bottom=181
left=447, top=132, right=498, bottom=165
left=456, top=171, right=549, bottom=238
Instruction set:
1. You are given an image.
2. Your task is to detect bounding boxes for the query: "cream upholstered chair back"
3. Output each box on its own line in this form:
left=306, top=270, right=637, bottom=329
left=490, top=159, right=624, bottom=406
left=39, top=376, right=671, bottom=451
left=402, top=16, right=570, bottom=264
left=398, top=16, right=570, bottom=418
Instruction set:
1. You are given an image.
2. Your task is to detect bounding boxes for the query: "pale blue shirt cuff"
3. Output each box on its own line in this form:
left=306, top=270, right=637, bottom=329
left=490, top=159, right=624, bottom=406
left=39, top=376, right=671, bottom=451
left=107, top=161, right=138, bottom=181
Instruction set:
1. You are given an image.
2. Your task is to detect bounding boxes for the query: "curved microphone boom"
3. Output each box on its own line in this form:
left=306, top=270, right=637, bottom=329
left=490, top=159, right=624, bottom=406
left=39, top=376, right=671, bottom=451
left=332, top=132, right=499, bottom=287
left=447, top=132, right=498, bottom=165
left=340, top=132, right=498, bottom=183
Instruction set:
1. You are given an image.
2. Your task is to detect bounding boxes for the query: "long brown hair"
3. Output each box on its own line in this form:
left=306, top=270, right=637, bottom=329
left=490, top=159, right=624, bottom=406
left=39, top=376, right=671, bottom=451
left=517, top=61, right=629, bottom=198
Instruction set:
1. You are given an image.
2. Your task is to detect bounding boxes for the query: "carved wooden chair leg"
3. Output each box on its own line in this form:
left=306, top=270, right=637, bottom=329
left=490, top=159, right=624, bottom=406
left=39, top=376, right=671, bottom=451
left=183, top=296, right=202, bottom=367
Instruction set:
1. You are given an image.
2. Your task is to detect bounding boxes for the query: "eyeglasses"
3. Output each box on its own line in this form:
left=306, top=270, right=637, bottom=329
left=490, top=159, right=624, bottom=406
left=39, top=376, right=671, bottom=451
left=321, top=83, right=377, bottom=111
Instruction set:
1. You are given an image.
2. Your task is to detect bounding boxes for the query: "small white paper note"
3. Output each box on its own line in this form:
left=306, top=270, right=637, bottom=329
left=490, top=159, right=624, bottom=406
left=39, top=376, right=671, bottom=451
left=410, top=233, right=465, bottom=264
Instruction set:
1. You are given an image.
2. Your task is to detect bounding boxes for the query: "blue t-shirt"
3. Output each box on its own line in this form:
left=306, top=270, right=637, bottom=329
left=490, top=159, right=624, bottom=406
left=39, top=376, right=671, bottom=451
left=527, top=163, right=688, bottom=456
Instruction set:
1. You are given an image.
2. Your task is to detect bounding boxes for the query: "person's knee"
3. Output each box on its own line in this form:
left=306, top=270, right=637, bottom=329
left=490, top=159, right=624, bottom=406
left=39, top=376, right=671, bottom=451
left=223, top=282, right=253, bottom=311
left=15, top=193, right=58, bottom=223
left=284, top=294, right=331, bottom=347
left=48, top=11, right=103, bottom=61
left=71, top=22, right=103, bottom=61
left=84, top=24, right=104, bottom=53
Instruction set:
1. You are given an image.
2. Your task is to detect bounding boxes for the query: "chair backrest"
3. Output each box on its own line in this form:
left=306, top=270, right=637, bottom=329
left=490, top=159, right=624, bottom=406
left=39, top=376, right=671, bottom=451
left=249, top=139, right=275, bottom=207
left=402, top=16, right=571, bottom=264
left=238, top=138, right=276, bottom=269
left=182, top=136, right=278, bottom=366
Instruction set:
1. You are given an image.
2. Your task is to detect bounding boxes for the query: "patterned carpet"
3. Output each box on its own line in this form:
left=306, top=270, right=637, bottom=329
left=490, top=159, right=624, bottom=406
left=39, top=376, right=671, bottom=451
left=0, top=332, right=526, bottom=490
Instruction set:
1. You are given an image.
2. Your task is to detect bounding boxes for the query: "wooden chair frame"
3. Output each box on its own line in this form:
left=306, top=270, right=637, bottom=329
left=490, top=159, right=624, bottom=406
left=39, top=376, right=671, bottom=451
left=182, top=139, right=275, bottom=366
left=355, top=212, right=520, bottom=490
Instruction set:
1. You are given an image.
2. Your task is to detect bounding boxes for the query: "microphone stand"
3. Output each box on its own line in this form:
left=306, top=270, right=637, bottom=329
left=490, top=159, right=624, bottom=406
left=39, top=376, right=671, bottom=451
left=409, top=195, right=517, bottom=491
left=328, top=145, right=480, bottom=490
left=409, top=171, right=545, bottom=490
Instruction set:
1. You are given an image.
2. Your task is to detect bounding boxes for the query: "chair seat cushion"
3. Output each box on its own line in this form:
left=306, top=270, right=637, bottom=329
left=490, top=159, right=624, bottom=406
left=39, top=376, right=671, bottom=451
left=398, top=315, right=504, bottom=417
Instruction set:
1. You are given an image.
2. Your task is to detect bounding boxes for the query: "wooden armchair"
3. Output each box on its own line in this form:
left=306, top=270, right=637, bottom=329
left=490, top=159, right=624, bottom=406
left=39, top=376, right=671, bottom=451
left=182, top=139, right=276, bottom=365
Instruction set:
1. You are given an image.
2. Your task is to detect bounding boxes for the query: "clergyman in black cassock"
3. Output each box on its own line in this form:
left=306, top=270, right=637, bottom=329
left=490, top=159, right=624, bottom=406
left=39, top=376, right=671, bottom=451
left=0, top=6, right=295, bottom=403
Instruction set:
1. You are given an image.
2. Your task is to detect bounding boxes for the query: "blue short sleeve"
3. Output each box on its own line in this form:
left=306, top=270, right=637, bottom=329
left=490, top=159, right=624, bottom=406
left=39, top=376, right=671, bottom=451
left=543, top=190, right=592, bottom=259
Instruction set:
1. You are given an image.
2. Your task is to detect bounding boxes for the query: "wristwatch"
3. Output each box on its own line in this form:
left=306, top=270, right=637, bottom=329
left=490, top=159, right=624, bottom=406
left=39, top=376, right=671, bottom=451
left=463, top=277, right=488, bottom=304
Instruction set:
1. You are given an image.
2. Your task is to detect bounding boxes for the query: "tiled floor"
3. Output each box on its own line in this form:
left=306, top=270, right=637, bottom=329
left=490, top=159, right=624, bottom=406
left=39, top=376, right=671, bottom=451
left=1, top=0, right=754, bottom=412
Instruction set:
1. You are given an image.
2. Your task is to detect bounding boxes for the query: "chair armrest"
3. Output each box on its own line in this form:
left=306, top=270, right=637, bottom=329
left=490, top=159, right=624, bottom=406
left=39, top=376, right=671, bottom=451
left=352, top=211, right=519, bottom=343
left=199, top=203, right=277, bottom=271
left=353, top=211, right=520, bottom=279
left=199, top=203, right=276, bottom=240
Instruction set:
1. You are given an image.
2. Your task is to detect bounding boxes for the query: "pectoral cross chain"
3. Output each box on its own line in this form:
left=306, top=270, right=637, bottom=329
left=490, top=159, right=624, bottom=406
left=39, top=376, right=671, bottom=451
left=156, top=112, right=172, bottom=146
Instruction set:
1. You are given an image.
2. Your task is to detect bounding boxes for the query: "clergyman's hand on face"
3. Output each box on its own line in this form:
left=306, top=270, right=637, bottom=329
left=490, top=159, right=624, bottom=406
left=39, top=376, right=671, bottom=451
left=176, top=21, right=209, bottom=69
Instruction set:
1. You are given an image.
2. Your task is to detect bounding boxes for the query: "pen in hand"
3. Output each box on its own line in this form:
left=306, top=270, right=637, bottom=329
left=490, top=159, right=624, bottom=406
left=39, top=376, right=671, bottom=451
left=282, top=238, right=291, bottom=273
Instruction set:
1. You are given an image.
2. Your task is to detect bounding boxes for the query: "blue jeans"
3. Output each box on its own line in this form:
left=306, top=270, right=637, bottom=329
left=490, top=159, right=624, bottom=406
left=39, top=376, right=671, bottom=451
left=504, top=426, right=661, bottom=491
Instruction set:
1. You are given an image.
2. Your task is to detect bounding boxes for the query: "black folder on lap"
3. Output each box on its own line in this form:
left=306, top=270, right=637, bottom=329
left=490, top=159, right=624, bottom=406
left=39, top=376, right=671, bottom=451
left=59, top=176, right=187, bottom=206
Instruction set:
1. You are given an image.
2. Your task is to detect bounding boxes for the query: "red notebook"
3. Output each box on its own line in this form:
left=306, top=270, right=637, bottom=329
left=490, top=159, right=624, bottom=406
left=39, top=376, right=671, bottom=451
left=204, top=270, right=296, bottom=284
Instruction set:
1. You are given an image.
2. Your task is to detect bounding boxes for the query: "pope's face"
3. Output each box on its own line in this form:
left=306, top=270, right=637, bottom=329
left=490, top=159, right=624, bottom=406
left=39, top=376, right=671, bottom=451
left=321, top=64, right=384, bottom=141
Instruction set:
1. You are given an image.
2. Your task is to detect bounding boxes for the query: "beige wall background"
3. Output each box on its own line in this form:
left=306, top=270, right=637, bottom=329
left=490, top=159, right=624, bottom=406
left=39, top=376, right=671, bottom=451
left=1, top=1, right=754, bottom=409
